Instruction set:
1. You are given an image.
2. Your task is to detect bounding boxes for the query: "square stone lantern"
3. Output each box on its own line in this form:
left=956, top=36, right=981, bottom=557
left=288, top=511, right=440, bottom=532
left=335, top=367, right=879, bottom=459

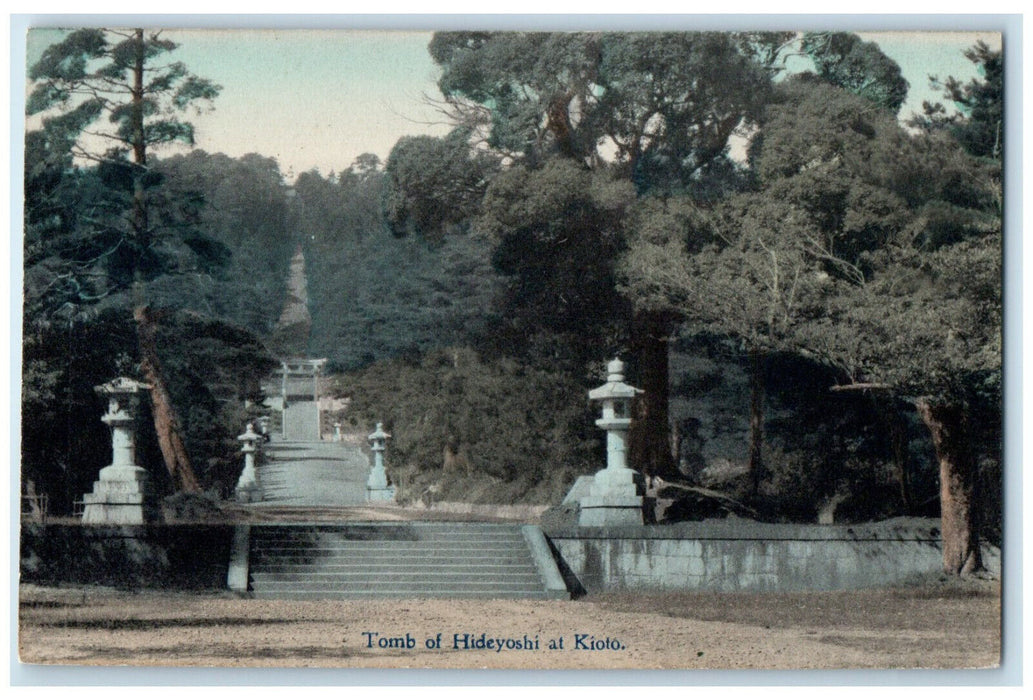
left=366, top=422, right=396, bottom=502
left=235, top=423, right=263, bottom=503
left=578, top=358, right=648, bottom=527
left=82, top=377, right=156, bottom=524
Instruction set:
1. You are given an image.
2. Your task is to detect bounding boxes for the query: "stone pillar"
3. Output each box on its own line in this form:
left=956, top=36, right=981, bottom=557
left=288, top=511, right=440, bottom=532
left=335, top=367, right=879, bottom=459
left=280, top=361, right=289, bottom=439
left=313, top=366, right=321, bottom=440
left=366, top=422, right=396, bottom=502
left=256, top=416, right=270, bottom=443
left=82, top=377, right=155, bottom=524
left=579, top=358, right=647, bottom=527
left=235, top=423, right=262, bottom=503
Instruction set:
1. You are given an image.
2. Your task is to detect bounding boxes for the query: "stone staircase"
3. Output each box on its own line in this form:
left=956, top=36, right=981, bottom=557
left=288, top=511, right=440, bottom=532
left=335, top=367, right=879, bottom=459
left=242, top=522, right=569, bottom=599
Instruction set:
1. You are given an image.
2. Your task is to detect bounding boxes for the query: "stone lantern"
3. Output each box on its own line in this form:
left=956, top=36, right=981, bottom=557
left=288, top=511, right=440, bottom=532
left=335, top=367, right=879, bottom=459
left=235, top=423, right=262, bottom=503
left=366, top=422, right=396, bottom=502
left=82, top=377, right=154, bottom=524
left=578, top=358, right=647, bottom=527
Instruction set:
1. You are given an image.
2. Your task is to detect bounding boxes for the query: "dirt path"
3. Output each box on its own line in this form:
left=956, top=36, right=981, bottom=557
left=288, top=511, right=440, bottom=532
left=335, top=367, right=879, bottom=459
left=18, top=580, right=1000, bottom=670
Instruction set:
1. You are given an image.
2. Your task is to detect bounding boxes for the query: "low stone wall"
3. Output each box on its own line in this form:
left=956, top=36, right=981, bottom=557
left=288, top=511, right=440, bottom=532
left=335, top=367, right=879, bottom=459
left=545, top=517, right=1000, bottom=594
left=20, top=524, right=235, bottom=590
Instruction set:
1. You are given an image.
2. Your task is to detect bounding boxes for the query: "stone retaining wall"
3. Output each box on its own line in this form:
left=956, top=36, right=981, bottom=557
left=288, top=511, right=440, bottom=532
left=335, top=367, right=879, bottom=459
left=545, top=517, right=1000, bottom=593
left=20, top=524, right=235, bottom=590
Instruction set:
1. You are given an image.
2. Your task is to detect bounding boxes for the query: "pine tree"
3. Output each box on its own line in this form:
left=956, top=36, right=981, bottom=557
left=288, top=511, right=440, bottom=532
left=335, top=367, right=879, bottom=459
left=27, top=28, right=221, bottom=491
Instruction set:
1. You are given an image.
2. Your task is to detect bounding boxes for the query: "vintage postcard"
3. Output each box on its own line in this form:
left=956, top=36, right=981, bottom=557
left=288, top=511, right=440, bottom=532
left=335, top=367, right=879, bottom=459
left=16, top=21, right=1008, bottom=679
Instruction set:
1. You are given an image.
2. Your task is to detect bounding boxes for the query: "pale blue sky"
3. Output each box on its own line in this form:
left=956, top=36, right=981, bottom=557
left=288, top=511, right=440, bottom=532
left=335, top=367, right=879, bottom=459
left=25, top=29, right=1002, bottom=178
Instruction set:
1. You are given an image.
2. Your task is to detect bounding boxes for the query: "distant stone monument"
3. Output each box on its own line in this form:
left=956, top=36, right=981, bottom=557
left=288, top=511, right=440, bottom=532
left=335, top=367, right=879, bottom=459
left=366, top=422, right=396, bottom=502
left=82, top=377, right=155, bottom=524
left=235, top=423, right=262, bottom=503
left=578, top=358, right=647, bottom=527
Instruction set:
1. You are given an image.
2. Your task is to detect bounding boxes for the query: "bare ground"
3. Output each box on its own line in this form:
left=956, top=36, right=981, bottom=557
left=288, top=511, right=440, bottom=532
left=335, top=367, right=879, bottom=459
left=18, top=577, right=1000, bottom=670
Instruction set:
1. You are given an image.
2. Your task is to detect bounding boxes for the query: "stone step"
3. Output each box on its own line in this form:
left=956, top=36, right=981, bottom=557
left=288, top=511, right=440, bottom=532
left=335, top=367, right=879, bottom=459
left=250, top=572, right=543, bottom=585
left=249, top=541, right=528, bottom=549
left=243, top=523, right=567, bottom=600
left=251, top=589, right=555, bottom=600
left=252, top=542, right=526, bottom=549
left=251, top=555, right=536, bottom=567
left=251, top=524, right=524, bottom=532
left=249, top=541, right=524, bottom=553
left=252, top=561, right=541, bottom=574
left=251, top=576, right=543, bottom=589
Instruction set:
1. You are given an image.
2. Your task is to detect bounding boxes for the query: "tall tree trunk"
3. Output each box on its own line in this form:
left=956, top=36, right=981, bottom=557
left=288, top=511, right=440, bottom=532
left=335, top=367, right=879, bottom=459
left=131, top=29, right=149, bottom=252
left=627, top=311, right=676, bottom=481
left=915, top=398, right=983, bottom=575
left=135, top=305, right=201, bottom=492
left=748, top=347, right=765, bottom=501
left=546, top=94, right=578, bottom=160
left=126, top=30, right=199, bottom=493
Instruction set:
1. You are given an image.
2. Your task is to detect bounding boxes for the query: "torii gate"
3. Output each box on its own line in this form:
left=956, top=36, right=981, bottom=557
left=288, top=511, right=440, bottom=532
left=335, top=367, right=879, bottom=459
left=277, top=358, right=327, bottom=441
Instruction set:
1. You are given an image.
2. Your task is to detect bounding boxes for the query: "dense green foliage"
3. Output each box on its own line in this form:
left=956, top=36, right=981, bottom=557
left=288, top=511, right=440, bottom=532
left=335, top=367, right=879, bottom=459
left=384, top=130, right=501, bottom=240
left=800, top=32, right=910, bottom=112
left=620, top=70, right=1001, bottom=541
left=22, top=309, right=275, bottom=513
left=26, top=29, right=223, bottom=310
left=289, top=162, right=503, bottom=370
left=154, top=150, right=296, bottom=334
left=338, top=348, right=599, bottom=504
left=23, top=30, right=278, bottom=508
left=477, top=159, right=636, bottom=373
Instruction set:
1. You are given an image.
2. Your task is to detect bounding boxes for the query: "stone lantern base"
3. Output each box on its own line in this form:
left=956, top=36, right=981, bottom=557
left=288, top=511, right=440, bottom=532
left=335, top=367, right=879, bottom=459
left=366, top=467, right=396, bottom=502
left=82, top=465, right=155, bottom=524
left=366, top=485, right=397, bottom=502
left=235, top=482, right=262, bottom=503
left=578, top=467, right=647, bottom=527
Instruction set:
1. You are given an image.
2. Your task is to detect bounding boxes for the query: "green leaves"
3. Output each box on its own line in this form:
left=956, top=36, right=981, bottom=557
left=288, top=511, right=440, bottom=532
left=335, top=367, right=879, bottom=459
left=340, top=347, right=596, bottom=504
left=593, top=32, right=771, bottom=191
left=429, top=30, right=774, bottom=193
left=173, top=74, right=221, bottom=110
left=384, top=129, right=500, bottom=240
left=25, top=28, right=225, bottom=321
left=801, top=32, right=909, bottom=112
left=620, top=74, right=1000, bottom=406
left=27, top=28, right=222, bottom=162
left=27, top=28, right=107, bottom=86
left=912, top=40, right=1002, bottom=161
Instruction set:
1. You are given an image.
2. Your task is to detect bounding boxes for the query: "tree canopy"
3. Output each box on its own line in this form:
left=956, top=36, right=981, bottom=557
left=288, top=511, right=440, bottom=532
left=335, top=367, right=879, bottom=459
left=910, top=40, right=1003, bottom=161
left=620, top=70, right=1001, bottom=572
left=23, top=29, right=277, bottom=499
left=26, top=28, right=224, bottom=318
left=800, top=32, right=909, bottom=113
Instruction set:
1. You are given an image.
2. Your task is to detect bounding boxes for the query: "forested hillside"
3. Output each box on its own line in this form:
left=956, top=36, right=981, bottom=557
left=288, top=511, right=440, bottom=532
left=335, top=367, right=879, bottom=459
left=22, top=30, right=1002, bottom=571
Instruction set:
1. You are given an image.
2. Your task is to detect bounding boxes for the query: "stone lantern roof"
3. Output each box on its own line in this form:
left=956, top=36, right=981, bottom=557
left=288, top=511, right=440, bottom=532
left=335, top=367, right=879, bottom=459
left=588, top=358, right=643, bottom=402
left=238, top=423, right=261, bottom=443
left=368, top=422, right=391, bottom=444
left=94, top=376, right=152, bottom=395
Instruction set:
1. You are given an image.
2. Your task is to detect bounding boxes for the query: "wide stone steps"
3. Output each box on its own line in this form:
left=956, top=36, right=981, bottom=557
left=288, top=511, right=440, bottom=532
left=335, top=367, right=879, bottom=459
left=250, top=573, right=545, bottom=586
left=251, top=565, right=539, bottom=575
left=252, top=556, right=536, bottom=566
left=246, top=523, right=567, bottom=600
left=251, top=589, right=554, bottom=600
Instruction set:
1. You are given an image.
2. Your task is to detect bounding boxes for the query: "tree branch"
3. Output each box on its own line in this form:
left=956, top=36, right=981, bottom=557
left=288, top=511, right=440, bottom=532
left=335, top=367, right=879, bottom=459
left=829, top=382, right=892, bottom=392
